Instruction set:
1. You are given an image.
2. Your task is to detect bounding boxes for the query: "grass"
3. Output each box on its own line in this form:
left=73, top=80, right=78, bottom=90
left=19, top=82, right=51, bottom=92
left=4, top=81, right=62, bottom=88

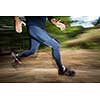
left=64, top=28, right=100, bottom=49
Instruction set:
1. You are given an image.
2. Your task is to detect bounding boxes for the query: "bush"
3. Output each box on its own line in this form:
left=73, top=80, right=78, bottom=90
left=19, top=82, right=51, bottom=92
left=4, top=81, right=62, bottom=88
left=63, top=26, right=84, bottom=38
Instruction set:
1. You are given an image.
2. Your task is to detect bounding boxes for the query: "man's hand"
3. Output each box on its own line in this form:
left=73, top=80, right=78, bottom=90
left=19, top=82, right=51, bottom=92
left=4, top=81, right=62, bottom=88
left=56, top=20, right=66, bottom=31
left=14, top=16, right=22, bottom=33
left=51, top=18, right=66, bottom=31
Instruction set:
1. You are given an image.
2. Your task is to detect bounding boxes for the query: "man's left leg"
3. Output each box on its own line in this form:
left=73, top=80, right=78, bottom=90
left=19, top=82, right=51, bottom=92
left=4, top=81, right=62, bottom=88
left=43, top=38, right=75, bottom=76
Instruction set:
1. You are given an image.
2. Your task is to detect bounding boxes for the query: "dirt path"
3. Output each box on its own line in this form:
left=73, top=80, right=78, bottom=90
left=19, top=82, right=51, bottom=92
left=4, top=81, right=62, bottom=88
left=0, top=49, right=100, bottom=83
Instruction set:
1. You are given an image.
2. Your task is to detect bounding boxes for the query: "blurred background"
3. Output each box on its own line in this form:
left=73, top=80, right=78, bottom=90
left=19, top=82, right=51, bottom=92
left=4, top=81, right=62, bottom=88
left=0, top=16, right=100, bottom=54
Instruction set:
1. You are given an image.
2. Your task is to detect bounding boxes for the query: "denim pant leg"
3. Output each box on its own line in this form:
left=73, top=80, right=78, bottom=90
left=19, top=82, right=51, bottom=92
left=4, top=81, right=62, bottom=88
left=18, top=37, right=40, bottom=57
left=44, top=38, right=63, bottom=71
left=28, top=25, right=63, bottom=70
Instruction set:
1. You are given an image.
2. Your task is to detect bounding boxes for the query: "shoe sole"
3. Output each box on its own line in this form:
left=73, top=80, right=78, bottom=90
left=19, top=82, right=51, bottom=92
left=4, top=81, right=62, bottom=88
left=59, top=70, right=76, bottom=77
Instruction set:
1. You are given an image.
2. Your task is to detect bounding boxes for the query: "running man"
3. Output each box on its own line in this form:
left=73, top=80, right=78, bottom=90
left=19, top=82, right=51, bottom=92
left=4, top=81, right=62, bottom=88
left=12, top=16, right=75, bottom=76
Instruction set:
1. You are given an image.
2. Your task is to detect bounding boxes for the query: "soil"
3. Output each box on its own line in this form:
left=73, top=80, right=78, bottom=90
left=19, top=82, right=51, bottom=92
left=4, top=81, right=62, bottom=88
left=0, top=49, right=100, bottom=83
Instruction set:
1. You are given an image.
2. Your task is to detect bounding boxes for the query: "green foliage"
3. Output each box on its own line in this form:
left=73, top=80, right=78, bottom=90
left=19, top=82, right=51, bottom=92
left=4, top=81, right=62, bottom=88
left=0, top=16, right=14, bottom=26
left=65, top=28, right=100, bottom=49
left=63, top=26, right=84, bottom=38
left=46, top=16, right=84, bottom=39
left=93, top=17, right=100, bottom=26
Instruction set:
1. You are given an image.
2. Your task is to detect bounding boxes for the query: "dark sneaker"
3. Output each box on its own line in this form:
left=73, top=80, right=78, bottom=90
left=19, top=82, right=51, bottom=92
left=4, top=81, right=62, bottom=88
left=58, top=68, right=75, bottom=77
left=11, top=52, right=22, bottom=64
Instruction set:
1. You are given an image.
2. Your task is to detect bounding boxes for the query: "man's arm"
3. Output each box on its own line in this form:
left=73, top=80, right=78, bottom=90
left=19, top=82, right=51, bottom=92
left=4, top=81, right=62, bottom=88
left=14, top=16, right=26, bottom=33
left=14, top=16, right=22, bottom=33
left=48, top=16, right=66, bottom=31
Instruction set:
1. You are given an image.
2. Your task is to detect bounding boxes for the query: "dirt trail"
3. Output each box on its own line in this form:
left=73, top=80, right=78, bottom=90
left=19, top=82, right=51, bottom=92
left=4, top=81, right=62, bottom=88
left=0, top=49, right=100, bottom=83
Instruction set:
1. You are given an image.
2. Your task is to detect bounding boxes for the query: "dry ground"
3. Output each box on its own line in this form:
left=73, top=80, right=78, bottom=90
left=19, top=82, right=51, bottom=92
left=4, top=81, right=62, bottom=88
left=0, top=49, right=100, bottom=83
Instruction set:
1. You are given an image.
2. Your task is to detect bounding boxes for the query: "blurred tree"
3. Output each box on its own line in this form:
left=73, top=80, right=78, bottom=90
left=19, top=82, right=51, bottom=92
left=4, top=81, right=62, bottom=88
left=0, top=16, right=14, bottom=26
left=93, top=17, right=100, bottom=26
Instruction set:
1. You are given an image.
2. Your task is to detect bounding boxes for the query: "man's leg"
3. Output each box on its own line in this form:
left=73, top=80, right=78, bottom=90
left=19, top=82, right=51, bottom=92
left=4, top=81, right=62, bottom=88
left=44, top=39, right=63, bottom=71
left=12, top=37, right=40, bottom=64
left=27, top=25, right=75, bottom=76
left=18, top=38, right=40, bottom=58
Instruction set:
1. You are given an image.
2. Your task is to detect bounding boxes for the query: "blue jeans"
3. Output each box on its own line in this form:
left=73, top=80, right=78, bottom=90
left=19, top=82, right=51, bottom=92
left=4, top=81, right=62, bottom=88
left=18, top=25, right=63, bottom=71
